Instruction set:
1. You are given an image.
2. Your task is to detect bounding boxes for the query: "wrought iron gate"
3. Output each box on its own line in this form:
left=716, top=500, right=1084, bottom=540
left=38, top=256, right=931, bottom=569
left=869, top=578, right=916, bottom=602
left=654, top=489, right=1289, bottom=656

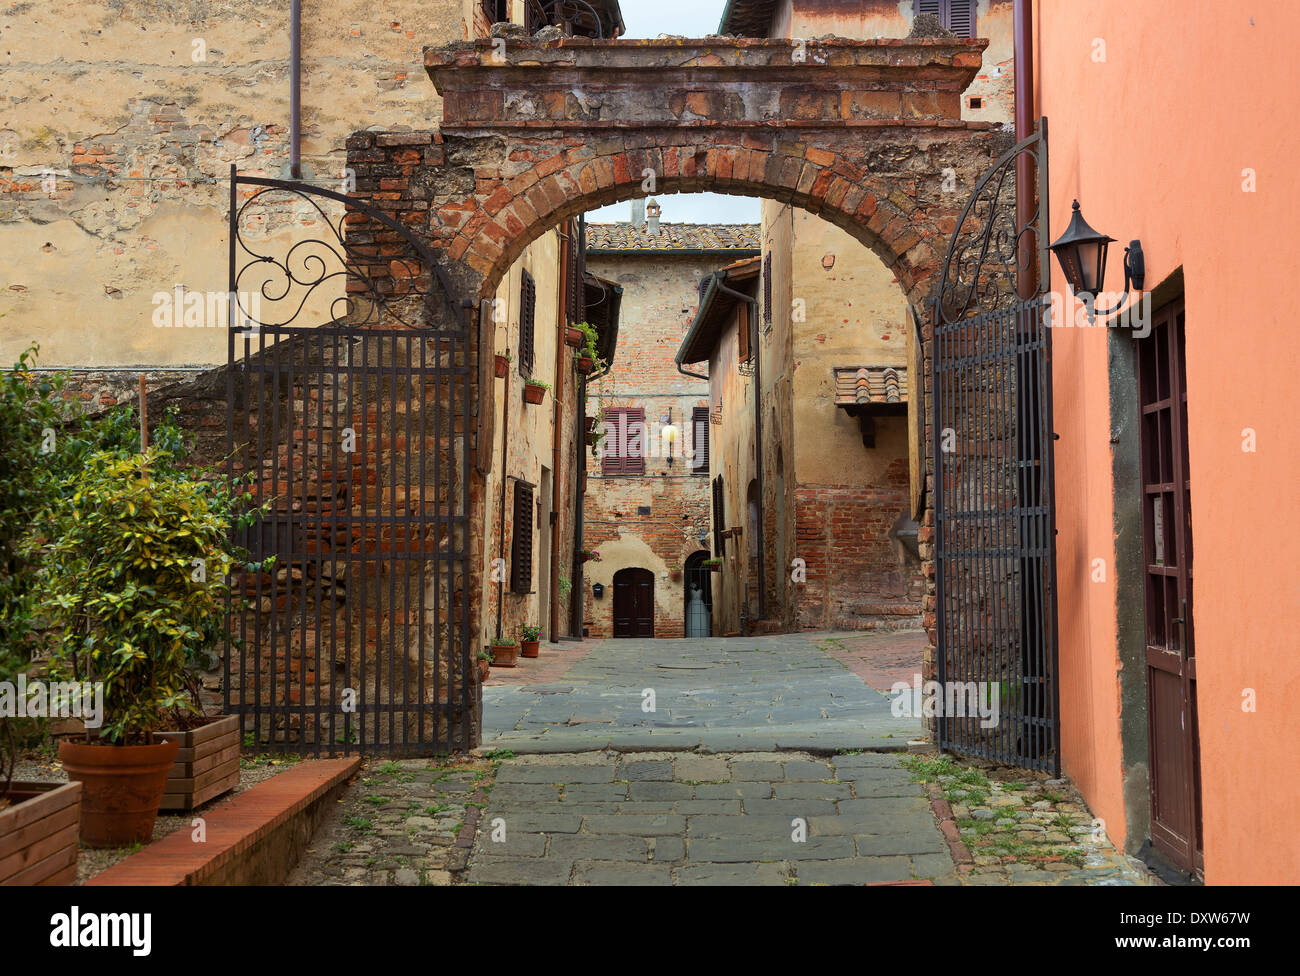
left=223, top=169, right=474, bottom=756
left=930, top=120, right=1061, bottom=773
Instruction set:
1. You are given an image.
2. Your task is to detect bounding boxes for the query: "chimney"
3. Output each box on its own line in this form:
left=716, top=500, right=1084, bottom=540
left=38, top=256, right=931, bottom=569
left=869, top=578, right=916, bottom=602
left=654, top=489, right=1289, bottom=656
left=646, top=198, right=661, bottom=235
left=630, top=198, right=646, bottom=227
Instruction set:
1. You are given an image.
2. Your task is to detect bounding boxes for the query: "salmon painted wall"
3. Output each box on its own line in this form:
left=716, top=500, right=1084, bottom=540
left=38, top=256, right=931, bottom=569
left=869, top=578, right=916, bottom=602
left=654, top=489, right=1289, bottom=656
left=1034, top=0, right=1300, bottom=883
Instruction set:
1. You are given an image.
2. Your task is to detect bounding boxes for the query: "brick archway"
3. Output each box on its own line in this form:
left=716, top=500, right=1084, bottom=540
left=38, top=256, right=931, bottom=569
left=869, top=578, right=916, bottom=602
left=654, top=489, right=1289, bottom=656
left=342, top=35, right=1013, bottom=724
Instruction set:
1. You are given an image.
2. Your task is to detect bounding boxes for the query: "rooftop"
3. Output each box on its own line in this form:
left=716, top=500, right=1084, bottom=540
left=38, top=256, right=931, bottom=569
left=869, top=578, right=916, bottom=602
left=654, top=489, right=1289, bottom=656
left=585, top=223, right=761, bottom=254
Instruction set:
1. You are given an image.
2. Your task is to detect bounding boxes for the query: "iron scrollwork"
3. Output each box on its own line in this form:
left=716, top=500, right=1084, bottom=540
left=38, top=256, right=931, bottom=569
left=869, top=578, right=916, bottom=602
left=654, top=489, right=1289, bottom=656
left=229, top=168, right=461, bottom=333
left=935, top=119, right=1049, bottom=326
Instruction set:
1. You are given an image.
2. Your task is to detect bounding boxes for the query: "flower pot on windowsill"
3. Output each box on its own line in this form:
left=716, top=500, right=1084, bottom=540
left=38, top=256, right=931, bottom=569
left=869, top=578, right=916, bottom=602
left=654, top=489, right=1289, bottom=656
left=494, top=354, right=509, bottom=378
left=523, top=383, right=547, bottom=405
left=576, top=356, right=594, bottom=374
left=491, top=642, right=519, bottom=668
left=58, top=736, right=181, bottom=848
left=564, top=327, right=584, bottom=348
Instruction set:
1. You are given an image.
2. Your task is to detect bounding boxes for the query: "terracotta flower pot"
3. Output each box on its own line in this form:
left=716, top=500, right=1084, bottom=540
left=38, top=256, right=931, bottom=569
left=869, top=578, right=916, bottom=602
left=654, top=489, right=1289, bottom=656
left=564, top=327, right=583, bottom=347
left=478, top=658, right=491, bottom=682
left=491, top=643, right=519, bottom=668
left=520, top=639, right=540, bottom=659
left=523, top=384, right=547, bottom=405
left=58, top=737, right=180, bottom=848
left=494, top=354, right=509, bottom=378
left=576, top=356, right=594, bottom=374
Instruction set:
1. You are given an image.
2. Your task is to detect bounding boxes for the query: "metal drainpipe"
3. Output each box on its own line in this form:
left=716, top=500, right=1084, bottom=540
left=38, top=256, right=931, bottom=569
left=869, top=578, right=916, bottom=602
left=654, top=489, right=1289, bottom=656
left=571, top=215, right=591, bottom=637
left=714, top=276, right=764, bottom=621
left=290, top=0, right=301, bottom=179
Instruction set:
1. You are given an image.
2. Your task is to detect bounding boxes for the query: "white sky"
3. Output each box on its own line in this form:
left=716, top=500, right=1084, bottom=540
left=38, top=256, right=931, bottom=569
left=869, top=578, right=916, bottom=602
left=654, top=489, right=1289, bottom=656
left=584, top=0, right=762, bottom=225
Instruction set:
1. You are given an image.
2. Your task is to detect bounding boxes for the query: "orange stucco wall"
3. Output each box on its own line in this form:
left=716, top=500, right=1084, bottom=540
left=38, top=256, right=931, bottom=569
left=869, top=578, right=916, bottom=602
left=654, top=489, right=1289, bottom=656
left=1034, top=0, right=1300, bottom=884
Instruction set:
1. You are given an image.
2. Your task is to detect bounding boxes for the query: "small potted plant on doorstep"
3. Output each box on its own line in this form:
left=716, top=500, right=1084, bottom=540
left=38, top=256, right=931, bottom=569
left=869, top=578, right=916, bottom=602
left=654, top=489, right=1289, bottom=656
left=519, top=624, right=541, bottom=659
left=523, top=379, right=549, bottom=405
left=490, top=637, right=519, bottom=668
left=476, top=650, right=492, bottom=682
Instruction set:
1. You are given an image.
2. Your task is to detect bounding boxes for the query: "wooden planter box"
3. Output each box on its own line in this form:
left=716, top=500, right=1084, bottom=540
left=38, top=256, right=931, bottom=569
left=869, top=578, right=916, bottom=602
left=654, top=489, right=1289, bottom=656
left=156, top=715, right=241, bottom=811
left=0, top=781, right=81, bottom=886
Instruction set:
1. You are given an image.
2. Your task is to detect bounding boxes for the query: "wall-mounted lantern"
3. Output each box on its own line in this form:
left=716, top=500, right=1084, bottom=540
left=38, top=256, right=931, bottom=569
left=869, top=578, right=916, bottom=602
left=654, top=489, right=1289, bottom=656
left=1049, top=200, right=1145, bottom=315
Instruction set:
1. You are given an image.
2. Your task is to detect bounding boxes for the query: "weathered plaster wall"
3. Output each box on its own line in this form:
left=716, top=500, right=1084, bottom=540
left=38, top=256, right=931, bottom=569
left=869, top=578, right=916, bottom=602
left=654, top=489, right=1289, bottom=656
left=758, top=199, right=922, bottom=632
left=0, top=0, right=462, bottom=367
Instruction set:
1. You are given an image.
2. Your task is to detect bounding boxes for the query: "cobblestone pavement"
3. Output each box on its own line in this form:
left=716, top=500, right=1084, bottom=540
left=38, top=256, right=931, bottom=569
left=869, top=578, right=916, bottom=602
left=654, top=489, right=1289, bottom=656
left=466, top=750, right=953, bottom=885
left=813, top=631, right=927, bottom=692
left=483, top=634, right=922, bottom=753
left=287, top=757, right=495, bottom=886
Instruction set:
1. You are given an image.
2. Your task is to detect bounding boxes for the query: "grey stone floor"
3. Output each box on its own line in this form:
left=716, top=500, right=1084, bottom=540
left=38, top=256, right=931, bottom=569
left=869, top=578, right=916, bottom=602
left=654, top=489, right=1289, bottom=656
left=466, top=751, right=952, bottom=886
left=483, top=634, right=920, bottom=753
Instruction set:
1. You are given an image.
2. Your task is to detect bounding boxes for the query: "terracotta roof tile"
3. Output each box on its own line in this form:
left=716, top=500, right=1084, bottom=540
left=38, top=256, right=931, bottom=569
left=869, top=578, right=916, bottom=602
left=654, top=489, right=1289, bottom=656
left=834, top=366, right=909, bottom=405
left=585, top=223, right=761, bottom=252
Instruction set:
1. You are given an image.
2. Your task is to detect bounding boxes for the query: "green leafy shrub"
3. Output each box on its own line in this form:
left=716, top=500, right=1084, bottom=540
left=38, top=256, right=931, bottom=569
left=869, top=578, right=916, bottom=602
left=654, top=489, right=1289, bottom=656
left=520, top=624, right=541, bottom=643
left=33, top=450, right=239, bottom=744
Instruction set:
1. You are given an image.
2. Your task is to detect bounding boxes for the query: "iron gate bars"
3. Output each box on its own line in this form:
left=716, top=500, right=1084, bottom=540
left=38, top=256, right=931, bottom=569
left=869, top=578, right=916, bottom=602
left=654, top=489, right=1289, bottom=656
left=930, top=120, right=1061, bottom=773
left=224, top=168, right=473, bottom=756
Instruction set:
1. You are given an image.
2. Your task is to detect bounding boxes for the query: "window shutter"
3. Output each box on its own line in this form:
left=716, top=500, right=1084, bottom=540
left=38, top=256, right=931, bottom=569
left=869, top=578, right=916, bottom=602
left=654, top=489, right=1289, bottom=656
left=624, top=407, right=646, bottom=475
left=511, top=481, right=534, bottom=594
left=712, top=475, right=726, bottom=556
left=762, top=253, right=772, bottom=329
left=692, top=407, right=709, bottom=474
left=915, top=0, right=942, bottom=19
left=948, top=0, right=976, bottom=38
left=519, top=269, right=536, bottom=376
left=601, top=407, right=625, bottom=475
left=738, top=303, right=752, bottom=365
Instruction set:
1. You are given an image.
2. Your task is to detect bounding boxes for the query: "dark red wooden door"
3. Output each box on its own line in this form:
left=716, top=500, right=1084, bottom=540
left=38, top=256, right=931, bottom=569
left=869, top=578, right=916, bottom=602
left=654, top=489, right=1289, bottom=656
left=612, top=568, right=654, bottom=638
left=1137, top=297, right=1202, bottom=877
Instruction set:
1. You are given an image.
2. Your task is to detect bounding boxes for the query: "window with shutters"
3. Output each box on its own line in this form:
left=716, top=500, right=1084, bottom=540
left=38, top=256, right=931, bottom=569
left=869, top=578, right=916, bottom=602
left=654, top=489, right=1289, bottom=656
left=914, top=0, right=977, bottom=38
left=511, top=481, right=534, bottom=594
left=518, top=269, right=536, bottom=377
left=601, top=407, right=646, bottom=475
left=565, top=222, right=586, bottom=325
left=762, top=253, right=773, bottom=331
left=691, top=407, right=710, bottom=474
left=712, top=475, right=726, bottom=556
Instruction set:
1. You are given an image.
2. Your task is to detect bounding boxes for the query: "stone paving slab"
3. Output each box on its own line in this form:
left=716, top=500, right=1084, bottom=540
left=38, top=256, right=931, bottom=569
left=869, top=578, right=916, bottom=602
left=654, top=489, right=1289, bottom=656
left=483, top=634, right=921, bottom=753
left=466, top=750, right=953, bottom=886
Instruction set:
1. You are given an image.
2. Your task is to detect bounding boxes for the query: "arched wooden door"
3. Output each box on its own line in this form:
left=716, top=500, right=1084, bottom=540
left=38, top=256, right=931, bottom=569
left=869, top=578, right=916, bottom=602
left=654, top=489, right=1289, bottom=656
left=612, top=568, right=654, bottom=638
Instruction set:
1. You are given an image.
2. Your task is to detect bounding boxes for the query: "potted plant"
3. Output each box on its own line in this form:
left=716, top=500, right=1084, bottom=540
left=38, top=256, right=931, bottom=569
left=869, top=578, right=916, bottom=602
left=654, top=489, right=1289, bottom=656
left=494, top=352, right=511, bottom=378
left=519, top=623, right=541, bottom=659
left=668, top=564, right=683, bottom=582
left=579, top=549, right=601, bottom=564
left=36, top=449, right=243, bottom=847
left=564, top=325, right=584, bottom=348
left=703, top=557, right=723, bottom=573
left=523, top=379, right=549, bottom=405
left=576, top=322, right=603, bottom=375
left=490, top=637, right=519, bottom=668
left=476, top=650, right=492, bottom=682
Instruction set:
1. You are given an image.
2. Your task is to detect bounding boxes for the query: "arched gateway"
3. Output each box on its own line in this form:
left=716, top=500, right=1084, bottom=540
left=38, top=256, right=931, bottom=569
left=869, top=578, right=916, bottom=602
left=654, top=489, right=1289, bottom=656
left=226, top=33, right=1025, bottom=754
